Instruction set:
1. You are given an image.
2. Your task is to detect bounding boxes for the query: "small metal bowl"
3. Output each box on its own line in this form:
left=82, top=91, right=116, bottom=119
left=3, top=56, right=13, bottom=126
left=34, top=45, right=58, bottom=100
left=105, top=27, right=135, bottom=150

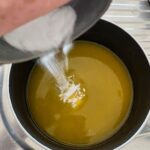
left=0, top=0, right=111, bottom=64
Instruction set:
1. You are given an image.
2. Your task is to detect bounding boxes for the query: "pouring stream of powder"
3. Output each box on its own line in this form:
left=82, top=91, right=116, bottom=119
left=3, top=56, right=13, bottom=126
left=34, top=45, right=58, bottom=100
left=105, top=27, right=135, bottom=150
left=3, top=6, right=85, bottom=108
left=39, top=46, right=86, bottom=108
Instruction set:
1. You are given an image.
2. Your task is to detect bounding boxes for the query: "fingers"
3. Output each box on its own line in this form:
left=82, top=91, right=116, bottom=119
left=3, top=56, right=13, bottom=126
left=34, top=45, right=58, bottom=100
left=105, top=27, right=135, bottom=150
left=0, top=0, right=70, bottom=36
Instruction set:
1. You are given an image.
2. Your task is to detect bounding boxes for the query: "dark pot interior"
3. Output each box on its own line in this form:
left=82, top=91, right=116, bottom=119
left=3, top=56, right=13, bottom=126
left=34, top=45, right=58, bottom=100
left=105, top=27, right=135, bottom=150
left=9, top=20, right=150, bottom=150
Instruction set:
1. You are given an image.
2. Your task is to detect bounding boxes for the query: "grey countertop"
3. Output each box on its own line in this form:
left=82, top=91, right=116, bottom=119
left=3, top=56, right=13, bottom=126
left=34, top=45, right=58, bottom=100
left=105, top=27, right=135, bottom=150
left=104, top=0, right=150, bottom=62
left=1, top=0, right=150, bottom=149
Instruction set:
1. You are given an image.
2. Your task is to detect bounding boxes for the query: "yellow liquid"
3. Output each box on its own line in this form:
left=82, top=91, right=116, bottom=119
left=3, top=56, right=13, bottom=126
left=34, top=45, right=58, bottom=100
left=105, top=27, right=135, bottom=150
left=27, top=41, right=133, bottom=146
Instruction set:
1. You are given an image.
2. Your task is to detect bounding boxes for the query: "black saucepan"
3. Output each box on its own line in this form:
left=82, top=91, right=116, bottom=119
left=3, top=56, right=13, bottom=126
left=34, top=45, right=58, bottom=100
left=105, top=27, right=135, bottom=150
left=9, top=20, right=150, bottom=150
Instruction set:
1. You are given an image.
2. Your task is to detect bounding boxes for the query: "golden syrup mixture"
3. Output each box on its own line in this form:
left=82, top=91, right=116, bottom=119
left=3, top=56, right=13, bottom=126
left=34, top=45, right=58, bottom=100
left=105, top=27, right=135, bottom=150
left=27, top=41, right=133, bottom=146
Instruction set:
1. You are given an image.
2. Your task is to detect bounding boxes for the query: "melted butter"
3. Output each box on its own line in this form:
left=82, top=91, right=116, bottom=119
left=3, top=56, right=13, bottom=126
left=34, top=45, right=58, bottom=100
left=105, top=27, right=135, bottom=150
left=27, top=41, right=133, bottom=146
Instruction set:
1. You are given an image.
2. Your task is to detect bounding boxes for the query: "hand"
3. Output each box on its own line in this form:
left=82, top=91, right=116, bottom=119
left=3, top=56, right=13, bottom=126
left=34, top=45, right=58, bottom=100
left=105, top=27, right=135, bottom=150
left=0, top=0, right=70, bottom=36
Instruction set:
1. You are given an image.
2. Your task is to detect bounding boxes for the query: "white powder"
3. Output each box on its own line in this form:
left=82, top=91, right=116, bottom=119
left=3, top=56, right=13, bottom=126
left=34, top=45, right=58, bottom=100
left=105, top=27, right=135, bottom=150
left=59, top=75, right=86, bottom=108
left=4, top=6, right=85, bottom=108
left=39, top=50, right=69, bottom=91
left=3, top=6, right=76, bottom=52
left=39, top=50, right=86, bottom=108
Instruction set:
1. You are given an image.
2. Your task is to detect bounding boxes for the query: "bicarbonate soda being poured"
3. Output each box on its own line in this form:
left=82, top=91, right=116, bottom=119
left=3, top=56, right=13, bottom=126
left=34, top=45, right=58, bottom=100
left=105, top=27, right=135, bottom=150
left=4, top=5, right=86, bottom=108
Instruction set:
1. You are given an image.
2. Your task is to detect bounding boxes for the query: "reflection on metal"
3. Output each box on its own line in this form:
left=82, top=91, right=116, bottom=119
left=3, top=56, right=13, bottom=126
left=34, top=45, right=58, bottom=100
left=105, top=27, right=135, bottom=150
left=0, top=65, right=44, bottom=150
left=103, top=0, right=150, bottom=61
left=121, top=133, right=150, bottom=150
left=0, top=0, right=150, bottom=149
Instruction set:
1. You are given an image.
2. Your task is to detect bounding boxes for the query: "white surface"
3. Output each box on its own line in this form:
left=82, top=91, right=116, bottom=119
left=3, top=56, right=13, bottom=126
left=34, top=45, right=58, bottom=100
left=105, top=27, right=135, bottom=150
left=121, top=133, right=150, bottom=150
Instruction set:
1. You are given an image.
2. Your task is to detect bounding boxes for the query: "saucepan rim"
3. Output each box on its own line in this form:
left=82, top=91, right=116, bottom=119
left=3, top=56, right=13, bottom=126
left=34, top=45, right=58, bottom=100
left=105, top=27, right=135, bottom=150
left=7, top=19, right=150, bottom=150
